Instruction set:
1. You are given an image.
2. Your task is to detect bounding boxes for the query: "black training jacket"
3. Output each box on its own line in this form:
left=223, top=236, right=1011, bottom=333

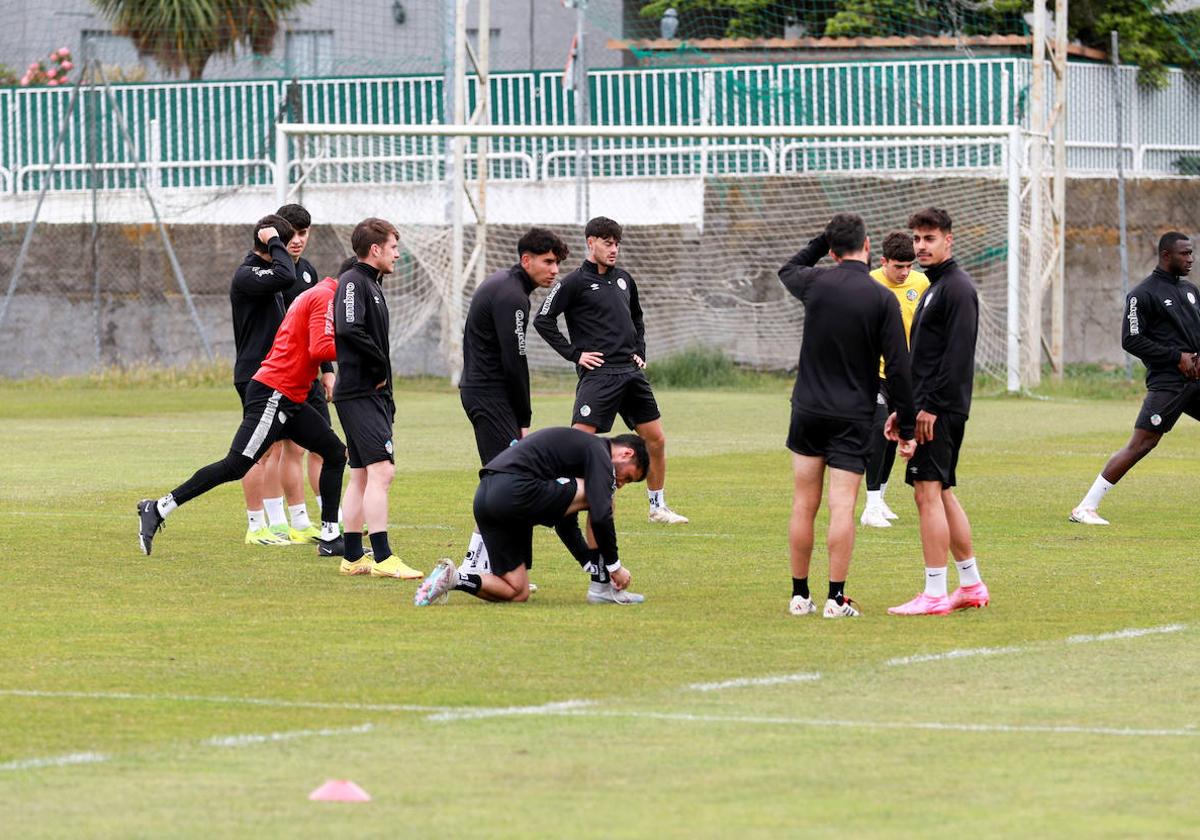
left=229, top=238, right=295, bottom=385
left=285, top=255, right=333, bottom=376
left=778, top=234, right=916, bottom=439
left=533, top=260, right=645, bottom=376
left=908, top=258, right=978, bottom=418
left=460, top=265, right=536, bottom=427
left=482, top=427, right=622, bottom=567
left=333, top=261, right=392, bottom=402
left=1122, top=267, right=1200, bottom=390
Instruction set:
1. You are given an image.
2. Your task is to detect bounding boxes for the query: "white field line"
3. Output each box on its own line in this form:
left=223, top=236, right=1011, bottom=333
left=427, top=700, right=595, bottom=722
left=0, top=689, right=451, bottom=715
left=0, top=752, right=110, bottom=772
left=886, top=646, right=1025, bottom=667
left=686, top=673, right=821, bottom=692
left=204, top=723, right=374, bottom=748
left=1066, top=624, right=1187, bottom=644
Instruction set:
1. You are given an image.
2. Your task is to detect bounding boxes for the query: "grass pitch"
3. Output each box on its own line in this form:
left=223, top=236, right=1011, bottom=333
left=1, top=379, right=1197, bottom=838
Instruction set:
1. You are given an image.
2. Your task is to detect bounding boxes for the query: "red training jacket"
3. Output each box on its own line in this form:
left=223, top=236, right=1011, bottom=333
left=253, top=277, right=338, bottom=403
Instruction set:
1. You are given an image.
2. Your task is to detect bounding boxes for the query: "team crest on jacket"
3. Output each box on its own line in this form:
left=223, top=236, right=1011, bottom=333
left=303, top=271, right=313, bottom=284
left=580, top=404, right=592, bottom=417
left=1189, top=292, right=1197, bottom=305
left=906, top=289, right=919, bottom=301
left=617, top=277, right=627, bottom=291
left=385, top=440, right=394, bottom=454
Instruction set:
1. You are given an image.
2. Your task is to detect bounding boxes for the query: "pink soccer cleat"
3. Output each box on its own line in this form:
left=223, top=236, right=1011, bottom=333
left=887, top=592, right=952, bottom=616
left=949, top=581, right=990, bottom=611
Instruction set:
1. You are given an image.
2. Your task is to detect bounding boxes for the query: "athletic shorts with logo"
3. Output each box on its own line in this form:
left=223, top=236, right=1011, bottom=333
left=335, top=392, right=395, bottom=468
left=1135, top=384, right=1200, bottom=433
left=231, top=379, right=345, bottom=464
left=905, top=411, right=967, bottom=488
left=472, top=471, right=577, bottom=576
left=460, top=388, right=521, bottom=465
left=572, top=369, right=660, bottom=432
left=786, top=405, right=872, bottom=474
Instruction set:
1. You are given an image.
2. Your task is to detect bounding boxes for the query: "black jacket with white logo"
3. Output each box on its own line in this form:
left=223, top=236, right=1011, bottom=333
left=229, top=239, right=295, bottom=385
left=333, top=262, right=392, bottom=402
left=908, top=258, right=979, bottom=418
left=285, top=256, right=333, bottom=376
left=461, top=264, right=536, bottom=427
left=778, top=235, right=916, bottom=439
left=533, top=260, right=645, bottom=376
left=482, top=427, right=622, bottom=569
left=1123, top=267, right=1200, bottom=390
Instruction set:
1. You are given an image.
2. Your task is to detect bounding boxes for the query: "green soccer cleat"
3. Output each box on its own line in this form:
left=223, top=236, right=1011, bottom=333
left=288, top=524, right=321, bottom=544
left=245, top=527, right=290, bottom=546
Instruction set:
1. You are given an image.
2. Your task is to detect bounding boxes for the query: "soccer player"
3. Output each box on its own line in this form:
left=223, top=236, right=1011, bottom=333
left=137, top=262, right=347, bottom=557
left=333, top=218, right=423, bottom=580
left=861, top=232, right=930, bottom=528
left=457, top=227, right=570, bottom=575
left=413, top=428, right=649, bottom=606
left=886, top=208, right=990, bottom=616
left=1070, top=232, right=1200, bottom=525
left=778, top=214, right=917, bottom=619
left=229, top=215, right=297, bottom=547
left=533, top=215, right=687, bottom=525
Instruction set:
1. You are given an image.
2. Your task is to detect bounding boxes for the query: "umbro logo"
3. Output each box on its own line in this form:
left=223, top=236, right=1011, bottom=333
left=1165, top=299, right=1174, bottom=306
left=589, top=283, right=600, bottom=291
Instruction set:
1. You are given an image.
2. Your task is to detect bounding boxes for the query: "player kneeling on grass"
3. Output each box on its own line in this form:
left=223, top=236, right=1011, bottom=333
left=415, top=428, right=648, bottom=606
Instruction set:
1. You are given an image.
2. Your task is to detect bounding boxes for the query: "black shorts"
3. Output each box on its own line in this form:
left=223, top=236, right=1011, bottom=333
left=230, top=380, right=345, bottom=464
left=335, top=393, right=395, bottom=469
left=235, top=380, right=250, bottom=407
left=572, top=370, right=661, bottom=433
left=306, top=379, right=331, bottom=425
left=473, top=471, right=577, bottom=576
left=905, top=411, right=968, bottom=488
left=786, top=406, right=872, bottom=474
left=460, top=388, right=520, bottom=466
left=1134, top=385, right=1200, bottom=434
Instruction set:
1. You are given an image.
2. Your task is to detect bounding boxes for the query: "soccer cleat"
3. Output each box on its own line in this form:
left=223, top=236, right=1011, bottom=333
left=648, top=505, right=689, bottom=525
left=586, top=581, right=645, bottom=604
left=879, top=501, right=900, bottom=521
left=370, top=555, right=424, bottom=579
left=788, top=595, right=816, bottom=616
left=414, top=559, right=457, bottom=606
left=859, top=507, right=892, bottom=528
left=317, top=536, right=345, bottom=557
left=338, top=557, right=373, bottom=576
left=1069, top=506, right=1109, bottom=526
left=136, top=499, right=164, bottom=556
left=949, top=581, right=990, bottom=611
left=245, top=527, right=290, bottom=546
left=288, top=525, right=321, bottom=544
left=823, top=597, right=861, bottom=618
left=887, top=592, right=952, bottom=616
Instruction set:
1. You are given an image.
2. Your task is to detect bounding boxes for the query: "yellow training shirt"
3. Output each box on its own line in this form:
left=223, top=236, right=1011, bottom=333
left=870, top=266, right=930, bottom=378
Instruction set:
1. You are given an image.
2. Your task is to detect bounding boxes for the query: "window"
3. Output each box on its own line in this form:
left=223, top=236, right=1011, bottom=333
left=285, top=30, right=334, bottom=77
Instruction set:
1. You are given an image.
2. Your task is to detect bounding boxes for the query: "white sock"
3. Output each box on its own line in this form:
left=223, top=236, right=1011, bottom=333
left=880, top=482, right=888, bottom=500
left=319, top=521, right=339, bottom=541
left=865, top=489, right=882, bottom=509
left=648, top=488, right=664, bottom=508
left=1079, top=474, right=1114, bottom=510
left=247, top=509, right=266, bottom=531
left=924, top=567, right=948, bottom=598
left=263, top=497, right=286, bottom=527
left=955, top=556, right=982, bottom=587
left=288, top=503, right=311, bottom=530
left=156, top=494, right=177, bottom=519
left=463, top=531, right=484, bottom=565
left=475, top=539, right=490, bottom=572
left=315, top=496, right=322, bottom=514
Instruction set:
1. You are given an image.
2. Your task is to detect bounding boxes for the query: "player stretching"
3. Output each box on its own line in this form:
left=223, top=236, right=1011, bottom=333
left=137, top=261, right=346, bottom=556
left=457, top=228, right=570, bottom=576
left=534, top=216, right=687, bottom=524
left=779, top=214, right=916, bottom=618
left=333, top=218, right=422, bottom=580
left=861, top=232, right=929, bottom=528
left=887, top=208, right=990, bottom=616
left=414, top=428, right=649, bottom=606
left=1070, top=233, right=1199, bottom=525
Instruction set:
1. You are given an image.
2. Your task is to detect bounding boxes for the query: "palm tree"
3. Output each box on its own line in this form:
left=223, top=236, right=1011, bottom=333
left=91, top=0, right=313, bottom=79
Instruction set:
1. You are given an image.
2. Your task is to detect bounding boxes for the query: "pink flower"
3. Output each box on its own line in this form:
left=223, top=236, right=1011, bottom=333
left=47, top=79, right=59, bottom=86
left=19, top=74, right=30, bottom=85
left=28, top=62, right=38, bottom=71
left=45, top=68, right=56, bottom=79
left=59, top=61, right=72, bottom=71
left=57, top=47, right=69, bottom=57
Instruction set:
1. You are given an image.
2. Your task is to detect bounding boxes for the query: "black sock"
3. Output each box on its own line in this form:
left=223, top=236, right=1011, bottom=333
left=828, top=580, right=845, bottom=605
left=344, top=532, right=363, bottom=561
left=369, top=531, right=392, bottom=561
left=792, top=577, right=809, bottom=599
left=454, top=573, right=482, bottom=594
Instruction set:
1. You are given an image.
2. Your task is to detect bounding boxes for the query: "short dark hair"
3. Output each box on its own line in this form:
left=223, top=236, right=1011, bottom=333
left=337, top=256, right=358, bottom=276
left=518, top=227, right=570, bottom=262
left=610, top=433, right=650, bottom=481
left=585, top=216, right=622, bottom=243
left=253, top=214, right=294, bottom=251
left=1159, top=231, right=1191, bottom=254
left=824, top=213, right=867, bottom=257
left=276, top=203, right=312, bottom=231
left=881, top=231, right=916, bottom=262
left=351, top=217, right=399, bottom=258
left=908, top=207, right=953, bottom=233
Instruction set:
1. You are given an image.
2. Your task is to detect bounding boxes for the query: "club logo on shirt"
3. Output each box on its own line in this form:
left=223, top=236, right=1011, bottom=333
left=1165, top=299, right=1174, bottom=307
left=923, top=290, right=936, bottom=308
left=906, top=289, right=919, bottom=301
left=617, top=277, right=627, bottom=291
left=539, top=283, right=561, bottom=315
left=344, top=281, right=356, bottom=323
left=1151, top=413, right=1162, bottom=426
left=580, top=404, right=592, bottom=417
left=1189, top=292, right=1197, bottom=305
left=385, top=440, right=394, bottom=455
left=278, top=411, right=288, bottom=425
left=303, top=271, right=313, bottom=284
left=1127, top=296, right=1139, bottom=335
left=877, top=392, right=886, bottom=405
left=556, top=477, right=570, bottom=485
left=514, top=310, right=527, bottom=356
left=589, top=283, right=600, bottom=291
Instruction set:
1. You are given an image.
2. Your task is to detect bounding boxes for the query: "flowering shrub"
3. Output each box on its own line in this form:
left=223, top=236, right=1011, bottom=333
left=21, top=47, right=74, bottom=87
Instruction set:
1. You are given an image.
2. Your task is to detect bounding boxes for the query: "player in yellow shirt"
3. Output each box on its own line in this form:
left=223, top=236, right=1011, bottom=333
left=861, top=232, right=930, bottom=528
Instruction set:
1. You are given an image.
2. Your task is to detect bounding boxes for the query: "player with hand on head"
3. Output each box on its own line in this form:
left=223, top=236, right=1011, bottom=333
left=1070, top=232, right=1200, bottom=525
left=778, top=213, right=917, bottom=618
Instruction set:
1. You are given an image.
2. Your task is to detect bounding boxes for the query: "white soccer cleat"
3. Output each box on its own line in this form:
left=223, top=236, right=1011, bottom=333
left=879, top=501, right=900, bottom=521
left=648, top=505, right=688, bottom=525
left=586, top=581, right=645, bottom=605
left=823, top=598, right=861, bottom=618
left=788, top=595, right=816, bottom=616
left=1069, top=506, right=1109, bottom=526
left=859, top=507, right=892, bottom=528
